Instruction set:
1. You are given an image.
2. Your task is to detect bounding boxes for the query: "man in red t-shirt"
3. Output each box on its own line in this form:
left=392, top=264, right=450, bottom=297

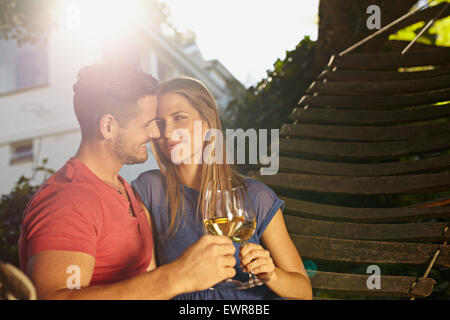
left=19, top=63, right=236, bottom=299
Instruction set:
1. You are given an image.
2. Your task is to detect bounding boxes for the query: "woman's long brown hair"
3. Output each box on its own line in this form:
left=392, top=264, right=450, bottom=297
left=151, top=77, right=243, bottom=237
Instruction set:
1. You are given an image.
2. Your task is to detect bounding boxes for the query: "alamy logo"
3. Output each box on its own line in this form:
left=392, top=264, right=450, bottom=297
left=366, top=265, right=381, bottom=290
left=168, top=121, right=279, bottom=175
left=66, top=265, right=81, bottom=290
left=366, top=5, right=381, bottom=30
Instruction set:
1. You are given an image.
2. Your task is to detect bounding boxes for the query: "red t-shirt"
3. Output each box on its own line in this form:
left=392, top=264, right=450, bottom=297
left=19, top=157, right=153, bottom=285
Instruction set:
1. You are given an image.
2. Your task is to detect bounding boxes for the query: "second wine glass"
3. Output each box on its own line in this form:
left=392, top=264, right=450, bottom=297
left=202, top=178, right=266, bottom=290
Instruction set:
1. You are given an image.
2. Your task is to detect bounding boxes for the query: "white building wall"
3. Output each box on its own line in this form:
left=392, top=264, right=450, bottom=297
left=0, top=28, right=89, bottom=195
left=0, top=130, right=78, bottom=195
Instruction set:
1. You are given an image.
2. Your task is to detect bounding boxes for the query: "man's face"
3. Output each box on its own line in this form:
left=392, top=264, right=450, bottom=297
left=113, top=95, right=159, bottom=164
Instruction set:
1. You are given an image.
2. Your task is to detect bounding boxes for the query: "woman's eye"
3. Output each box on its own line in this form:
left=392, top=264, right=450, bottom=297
left=174, top=115, right=186, bottom=121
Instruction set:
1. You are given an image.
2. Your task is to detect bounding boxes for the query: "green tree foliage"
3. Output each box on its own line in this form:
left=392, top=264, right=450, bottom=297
left=390, top=0, right=450, bottom=46
left=0, top=0, right=58, bottom=44
left=0, top=160, right=54, bottom=267
left=223, top=36, right=317, bottom=131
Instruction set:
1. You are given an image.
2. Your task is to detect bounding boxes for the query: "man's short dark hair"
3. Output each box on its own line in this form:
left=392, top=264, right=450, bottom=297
left=73, top=63, right=158, bottom=137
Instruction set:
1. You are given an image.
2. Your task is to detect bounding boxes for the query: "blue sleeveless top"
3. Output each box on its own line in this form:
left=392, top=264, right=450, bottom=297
left=132, top=170, right=284, bottom=300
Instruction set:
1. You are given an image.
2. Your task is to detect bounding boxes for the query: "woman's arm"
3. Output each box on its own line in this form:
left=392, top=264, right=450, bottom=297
left=144, top=206, right=157, bottom=272
left=134, top=192, right=157, bottom=272
left=240, top=209, right=313, bottom=300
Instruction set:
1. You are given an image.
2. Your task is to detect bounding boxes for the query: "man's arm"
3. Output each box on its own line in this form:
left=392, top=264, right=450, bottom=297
left=27, top=235, right=236, bottom=300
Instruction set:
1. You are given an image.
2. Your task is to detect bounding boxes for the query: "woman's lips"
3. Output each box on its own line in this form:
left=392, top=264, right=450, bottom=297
left=165, top=141, right=181, bottom=153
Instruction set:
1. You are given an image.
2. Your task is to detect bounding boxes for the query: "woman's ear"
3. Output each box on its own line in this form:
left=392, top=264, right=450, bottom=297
left=99, top=114, right=117, bottom=140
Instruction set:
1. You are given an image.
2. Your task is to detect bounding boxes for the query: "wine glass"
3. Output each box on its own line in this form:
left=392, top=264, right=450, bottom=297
left=202, top=178, right=267, bottom=290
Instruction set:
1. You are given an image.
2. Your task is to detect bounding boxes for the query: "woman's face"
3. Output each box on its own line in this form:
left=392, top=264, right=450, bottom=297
left=156, top=92, right=209, bottom=165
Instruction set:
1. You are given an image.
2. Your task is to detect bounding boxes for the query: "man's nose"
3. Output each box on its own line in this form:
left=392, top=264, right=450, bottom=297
left=147, top=120, right=161, bottom=139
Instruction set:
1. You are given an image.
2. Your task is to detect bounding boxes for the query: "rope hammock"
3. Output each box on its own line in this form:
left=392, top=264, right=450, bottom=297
left=254, top=0, right=450, bottom=299
left=340, top=0, right=449, bottom=301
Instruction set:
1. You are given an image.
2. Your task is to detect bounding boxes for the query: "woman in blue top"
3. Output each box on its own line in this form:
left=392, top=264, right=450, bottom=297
left=132, top=77, right=312, bottom=300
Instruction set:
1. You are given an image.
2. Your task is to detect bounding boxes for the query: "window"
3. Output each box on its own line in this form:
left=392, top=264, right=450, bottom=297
left=10, top=140, right=33, bottom=165
left=0, top=38, right=48, bottom=95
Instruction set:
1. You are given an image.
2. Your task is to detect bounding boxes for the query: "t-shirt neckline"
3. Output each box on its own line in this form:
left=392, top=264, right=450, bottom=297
left=68, top=157, right=138, bottom=218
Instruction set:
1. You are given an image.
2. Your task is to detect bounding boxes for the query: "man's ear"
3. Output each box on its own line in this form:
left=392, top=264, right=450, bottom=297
left=99, top=114, right=118, bottom=140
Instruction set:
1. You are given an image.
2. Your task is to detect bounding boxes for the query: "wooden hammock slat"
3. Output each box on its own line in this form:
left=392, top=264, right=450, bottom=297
left=307, top=74, right=450, bottom=95
left=279, top=135, right=450, bottom=160
left=316, top=64, right=450, bottom=82
left=288, top=103, right=450, bottom=125
left=290, top=234, right=450, bottom=268
left=310, top=271, right=435, bottom=298
left=277, top=155, right=450, bottom=176
left=297, top=88, right=450, bottom=109
left=284, top=215, right=449, bottom=242
left=332, top=47, right=450, bottom=70
left=280, top=122, right=450, bottom=141
left=255, top=172, right=450, bottom=195
left=280, top=196, right=450, bottom=222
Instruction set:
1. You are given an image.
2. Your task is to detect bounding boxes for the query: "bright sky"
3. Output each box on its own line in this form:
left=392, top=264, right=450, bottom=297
left=160, top=0, right=319, bottom=87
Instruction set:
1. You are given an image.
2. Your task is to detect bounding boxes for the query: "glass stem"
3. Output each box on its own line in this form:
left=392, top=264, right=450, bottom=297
left=249, top=270, right=258, bottom=284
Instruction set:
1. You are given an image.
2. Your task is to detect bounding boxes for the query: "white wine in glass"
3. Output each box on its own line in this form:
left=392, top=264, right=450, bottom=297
left=202, top=178, right=266, bottom=290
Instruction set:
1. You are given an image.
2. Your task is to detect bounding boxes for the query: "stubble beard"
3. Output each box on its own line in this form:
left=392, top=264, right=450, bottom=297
left=113, top=133, right=148, bottom=165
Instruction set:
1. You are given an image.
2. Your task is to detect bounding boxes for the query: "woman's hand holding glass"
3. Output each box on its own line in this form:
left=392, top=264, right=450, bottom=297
left=239, top=243, right=275, bottom=283
left=202, top=178, right=268, bottom=290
